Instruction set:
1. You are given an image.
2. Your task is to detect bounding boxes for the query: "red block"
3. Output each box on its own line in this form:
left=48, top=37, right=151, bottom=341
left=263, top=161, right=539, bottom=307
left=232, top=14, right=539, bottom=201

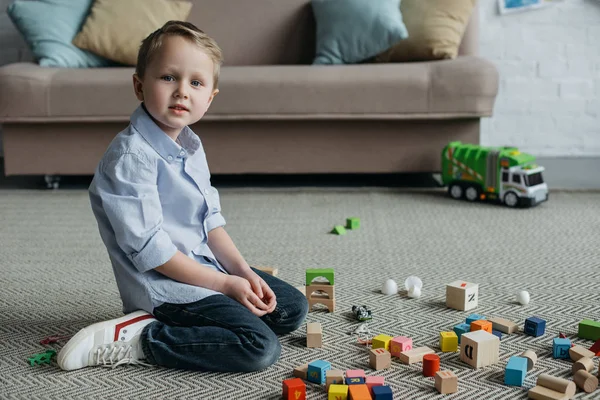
left=590, top=338, right=600, bottom=356
left=423, top=354, right=440, bottom=377
left=282, top=377, right=306, bottom=400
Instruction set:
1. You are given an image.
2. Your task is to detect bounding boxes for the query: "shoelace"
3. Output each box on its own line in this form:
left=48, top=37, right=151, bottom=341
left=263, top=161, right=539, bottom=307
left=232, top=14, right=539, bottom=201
left=95, top=345, right=153, bottom=369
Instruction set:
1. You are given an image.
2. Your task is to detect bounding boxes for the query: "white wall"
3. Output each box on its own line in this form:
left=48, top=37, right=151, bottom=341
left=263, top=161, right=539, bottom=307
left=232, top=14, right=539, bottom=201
left=479, top=0, right=600, bottom=156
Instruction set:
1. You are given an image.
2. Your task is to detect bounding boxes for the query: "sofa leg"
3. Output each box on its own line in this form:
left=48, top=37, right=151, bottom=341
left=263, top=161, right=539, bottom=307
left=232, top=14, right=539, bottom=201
left=44, top=175, right=61, bottom=190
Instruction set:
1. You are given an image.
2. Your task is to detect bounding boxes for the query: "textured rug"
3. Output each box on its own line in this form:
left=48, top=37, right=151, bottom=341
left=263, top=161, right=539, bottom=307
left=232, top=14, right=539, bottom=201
left=1, top=188, right=599, bottom=399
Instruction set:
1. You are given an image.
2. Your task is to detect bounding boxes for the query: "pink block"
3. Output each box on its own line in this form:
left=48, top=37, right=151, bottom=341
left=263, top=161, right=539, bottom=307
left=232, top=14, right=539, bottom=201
left=366, top=376, right=385, bottom=395
left=346, top=369, right=366, bottom=379
left=390, top=336, right=412, bottom=357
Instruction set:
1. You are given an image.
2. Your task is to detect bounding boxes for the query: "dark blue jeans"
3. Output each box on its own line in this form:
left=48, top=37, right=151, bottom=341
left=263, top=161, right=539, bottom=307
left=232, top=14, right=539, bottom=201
left=140, top=268, right=308, bottom=372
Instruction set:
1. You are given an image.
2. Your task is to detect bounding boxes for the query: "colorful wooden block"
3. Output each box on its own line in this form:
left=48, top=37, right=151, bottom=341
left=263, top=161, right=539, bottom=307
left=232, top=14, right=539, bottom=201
left=423, top=354, right=440, bottom=377
left=307, top=322, right=322, bottom=348
left=372, top=385, right=394, bottom=399
left=326, top=370, right=345, bottom=392
left=365, top=376, right=385, bottom=395
left=471, top=320, right=492, bottom=333
left=466, top=313, right=486, bottom=325
left=492, top=330, right=502, bottom=340
left=435, top=370, right=458, bottom=394
left=440, top=331, right=458, bottom=352
left=552, top=338, right=571, bottom=359
left=346, top=370, right=366, bottom=379
left=453, top=323, right=470, bottom=344
left=524, top=316, right=546, bottom=337
left=570, top=345, right=595, bottom=361
left=398, top=346, right=435, bottom=364
left=345, top=377, right=365, bottom=385
left=331, top=225, right=347, bottom=235
left=369, top=348, right=391, bottom=370
left=460, top=330, right=500, bottom=368
left=293, top=363, right=308, bottom=380
left=372, top=334, right=393, bottom=351
left=282, top=378, right=306, bottom=400
left=578, top=319, right=600, bottom=341
left=307, top=360, right=331, bottom=384
left=504, top=356, right=527, bottom=386
left=489, top=317, right=518, bottom=334
left=446, top=280, right=478, bottom=311
left=306, top=268, right=335, bottom=286
left=348, top=384, right=371, bottom=400
left=346, top=217, right=360, bottom=230
left=390, top=336, right=412, bottom=356
left=590, top=338, right=600, bottom=356
left=328, top=384, right=349, bottom=400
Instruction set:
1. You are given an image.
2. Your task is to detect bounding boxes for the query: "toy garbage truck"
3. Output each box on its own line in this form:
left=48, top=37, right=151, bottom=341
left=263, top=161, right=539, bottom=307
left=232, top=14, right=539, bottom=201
left=441, top=141, right=548, bottom=208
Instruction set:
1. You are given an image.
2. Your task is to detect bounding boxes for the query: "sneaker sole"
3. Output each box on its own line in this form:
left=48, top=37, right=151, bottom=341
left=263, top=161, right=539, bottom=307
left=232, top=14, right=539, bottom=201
left=58, top=310, right=152, bottom=370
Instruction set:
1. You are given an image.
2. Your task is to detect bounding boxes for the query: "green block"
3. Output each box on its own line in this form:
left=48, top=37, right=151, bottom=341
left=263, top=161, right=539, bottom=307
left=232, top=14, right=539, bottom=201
left=578, top=319, right=600, bottom=340
left=346, top=217, right=360, bottom=230
left=331, top=225, right=346, bottom=235
left=306, top=268, right=335, bottom=286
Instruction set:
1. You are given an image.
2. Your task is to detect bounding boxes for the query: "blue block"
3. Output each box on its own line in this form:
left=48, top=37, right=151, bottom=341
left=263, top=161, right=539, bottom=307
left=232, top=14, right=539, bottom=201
left=492, top=330, right=503, bottom=340
left=466, top=313, right=486, bottom=325
left=524, top=316, right=546, bottom=337
left=307, top=360, right=331, bottom=384
left=553, top=338, right=571, bottom=359
left=454, top=323, right=470, bottom=344
left=345, top=377, right=365, bottom=385
left=373, top=385, right=393, bottom=399
left=504, top=356, right=527, bottom=386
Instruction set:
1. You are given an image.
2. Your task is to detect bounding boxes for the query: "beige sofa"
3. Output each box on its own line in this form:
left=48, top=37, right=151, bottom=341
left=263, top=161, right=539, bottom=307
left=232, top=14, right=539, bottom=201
left=0, top=0, right=498, bottom=177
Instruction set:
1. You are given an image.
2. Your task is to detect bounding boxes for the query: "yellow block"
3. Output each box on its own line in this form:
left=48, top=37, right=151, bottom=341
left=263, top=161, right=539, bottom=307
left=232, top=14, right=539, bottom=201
left=328, top=384, right=349, bottom=400
left=372, top=334, right=393, bottom=350
left=440, top=331, right=458, bottom=352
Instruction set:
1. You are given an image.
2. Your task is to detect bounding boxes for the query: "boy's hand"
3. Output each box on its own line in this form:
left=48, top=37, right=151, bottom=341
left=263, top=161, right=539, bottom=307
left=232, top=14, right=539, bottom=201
left=236, top=269, right=277, bottom=314
left=222, top=275, right=271, bottom=317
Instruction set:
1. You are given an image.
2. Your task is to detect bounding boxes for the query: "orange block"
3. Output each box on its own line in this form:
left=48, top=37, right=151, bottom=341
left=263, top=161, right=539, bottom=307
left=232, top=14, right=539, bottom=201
left=471, top=320, right=492, bottom=333
left=423, top=354, right=440, bottom=377
left=282, top=377, right=306, bottom=400
left=348, top=384, right=371, bottom=400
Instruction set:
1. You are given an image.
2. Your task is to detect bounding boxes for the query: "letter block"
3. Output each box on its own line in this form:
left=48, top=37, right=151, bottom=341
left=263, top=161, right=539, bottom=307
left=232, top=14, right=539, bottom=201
left=453, top=323, right=470, bottom=344
left=390, top=336, right=412, bottom=356
left=372, top=334, right=393, bottom=351
left=460, top=330, right=499, bottom=368
left=348, top=384, right=372, bottom=400
left=326, top=370, right=345, bottom=392
left=466, top=313, right=486, bottom=325
left=328, top=384, right=348, bottom=400
left=504, top=356, right=527, bottom=386
left=307, top=360, right=331, bottom=384
left=524, top=316, right=546, bottom=337
left=553, top=338, right=571, bottom=359
left=440, top=331, right=458, bottom=352
left=372, top=385, right=394, bottom=399
left=446, top=280, right=478, bottom=311
left=471, top=320, right=492, bottom=333
left=283, top=378, right=306, bottom=400
left=369, top=348, right=391, bottom=370
left=435, top=370, right=458, bottom=394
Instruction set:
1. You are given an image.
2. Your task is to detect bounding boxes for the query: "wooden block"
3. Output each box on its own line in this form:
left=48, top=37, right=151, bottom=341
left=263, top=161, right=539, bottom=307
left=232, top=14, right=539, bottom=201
left=552, top=338, right=571, bottom=359
left=578, top=319, right=600, bottom=341
left=590, top=338, right=600, bottom=355
left=446, top=280, right=478, bottom=311
left=460, top=330, right=499, bottom=369
left=369, top=348, right=391, bottom=370
left=293, top=363, right=308, bottom=380
left=524, top=316, right=546, bottom=337
left=347, top=384, right=371, bottom=400
left=307, top=360, right=331, bottom=384
left=345, top=370, right=366, bottom=379
left=434, top=370, right=458, bottom=394
left=306, top=268, right=335, bottom=286
left=528, top=385, right=568, bottom=400
left=390, top=336, right=412, bottom=356
left=574, top=370, right=599, bottom=393
left=365, top=376, right=385, bottom=395
left=328, top=384, right=349, bottom=400
left=326, top=369, right=345, bottom=392
left=440, top=331, right=458, bottom=352
left=254, top=266, right=278, bottom=276
left=536, top=374, right=576, bottom=398
left=471, top=320, right=492, bottom=333
left=504, top=356, right=527, bottom=386
left=372, top=386, right=394, bottom=399
left=423, top=354, right=440, bottom=377
left=573, top=357, right=594, bottom=374
left=371, top=334, right=393, bottom=351
left=398, top=346, right=435, bottom=364
left=489, top=317, right=518, bottom=334
left=308, top=297, right=335, bottom=312
left=306, top=284, right=335, bottom=300
left=282, top=378, right=306, bottom=400
left=570, top=345, right=595, bottom=361
left=307, top=322, right=322, bottom=348
left=520, top=350, right=538, bottom=371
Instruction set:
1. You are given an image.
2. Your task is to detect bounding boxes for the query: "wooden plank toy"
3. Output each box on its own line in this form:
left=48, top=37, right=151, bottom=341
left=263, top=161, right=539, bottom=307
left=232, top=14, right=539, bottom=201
left=390, top=336, right=412, bottom=356
left=348, top=384, right=371, bottom=400
left=569, top=345, right=595, bottom=361
left=435, top=370, right=458, bottom=394
left=328, top=384, right=348, bottom=400
left=440, top=331, right=458, bottom=352
left=520, top=350, right=537, bottom=371
left=573, top=370, right=598, bottom=394
left=293, top=363, right=308, bottom=380
left=460, top=330, right=499, bottom=368
left=398, top=346, right=435, bottom=364
left=489, top=317, right=519, bottom=334
left=369, top=348, right=391, bottom=370
left=423, top=354, right=440, bottom=377
left=504, top=356, right=527, bottom=386
left=552, top=338, right=571, bottom=359
left=572, top=357, right=594, bottom=374
left=326, top=370, right=345, bottom=392
left=528, top=373, right=576, bottom=400
left=471, top=320, right=492, bottom=333
left=372, top=385, right=393, bottom=399
left=578, top=319, right=600, bottom=341
left=446, top=280, right=478, bottom=311
left=372, top=334, right=393, bottom=351
left=282, top=378, right=306, bottom=400
left=254, top=266, right=278, bottom=276
left=524, top=316, right=546, bottom=337
left=307, top=322, right=322, bottom=348
left=307, top=360, right=331, bottom=384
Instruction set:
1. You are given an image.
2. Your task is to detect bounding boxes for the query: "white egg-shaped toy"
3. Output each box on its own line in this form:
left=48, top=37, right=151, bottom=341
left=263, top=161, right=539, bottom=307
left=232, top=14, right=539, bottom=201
left=381, top=279, right=398, bottom=295
left=404, top=276, right=423, bottom=291
left=516, top=290, right=530, bottom=305
left=408, top=286, right=421, bottom=299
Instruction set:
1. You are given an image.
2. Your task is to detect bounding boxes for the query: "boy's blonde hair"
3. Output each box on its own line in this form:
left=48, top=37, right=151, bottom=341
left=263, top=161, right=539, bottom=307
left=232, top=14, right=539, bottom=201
left=136, top=21, right=223, bottom=88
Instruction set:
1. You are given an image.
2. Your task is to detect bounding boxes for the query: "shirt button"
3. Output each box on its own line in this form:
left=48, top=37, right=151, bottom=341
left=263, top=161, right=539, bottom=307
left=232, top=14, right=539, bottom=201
left=167, top=155, right=173, bottom=161
left=179, top=151, right=185, bottom=157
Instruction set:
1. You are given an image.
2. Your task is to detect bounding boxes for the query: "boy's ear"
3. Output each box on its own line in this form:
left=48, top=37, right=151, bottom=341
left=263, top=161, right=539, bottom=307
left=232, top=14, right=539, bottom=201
left=206, top=88, right=219, bottom=110
left=133, top=74, right=144, bottom=101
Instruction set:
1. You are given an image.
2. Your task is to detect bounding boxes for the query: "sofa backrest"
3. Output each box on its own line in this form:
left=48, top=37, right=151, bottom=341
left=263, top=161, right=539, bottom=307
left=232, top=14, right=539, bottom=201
left=187, top=0, right=479, bottom=66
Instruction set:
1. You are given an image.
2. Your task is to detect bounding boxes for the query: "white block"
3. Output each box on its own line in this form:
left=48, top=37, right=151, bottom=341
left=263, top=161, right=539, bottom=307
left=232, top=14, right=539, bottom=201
left=446, top=281, right=478, bottom=311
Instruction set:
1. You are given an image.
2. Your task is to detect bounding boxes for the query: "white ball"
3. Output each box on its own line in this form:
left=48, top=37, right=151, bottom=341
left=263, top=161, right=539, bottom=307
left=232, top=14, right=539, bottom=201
left=408, top=286, right=422, bottom=299
left=404, top=276, right=423, bottom=291
left=516, top=290, right=530, bottom=305
left=381, top=279, right=398, bottom=295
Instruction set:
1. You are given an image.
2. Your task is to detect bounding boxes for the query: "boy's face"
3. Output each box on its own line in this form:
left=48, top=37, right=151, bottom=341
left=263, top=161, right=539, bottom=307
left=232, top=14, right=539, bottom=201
left=133, top=35, right=219, bottom=139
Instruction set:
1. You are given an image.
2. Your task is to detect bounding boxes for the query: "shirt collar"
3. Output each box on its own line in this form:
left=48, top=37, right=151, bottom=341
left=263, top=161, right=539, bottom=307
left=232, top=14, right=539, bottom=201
left=130, top=103, right=200, bottom=162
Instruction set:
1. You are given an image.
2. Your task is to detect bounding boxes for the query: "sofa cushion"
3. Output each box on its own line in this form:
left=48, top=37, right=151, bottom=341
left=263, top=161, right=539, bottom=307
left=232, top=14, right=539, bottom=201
left=0, top=58, right=498, bottom=122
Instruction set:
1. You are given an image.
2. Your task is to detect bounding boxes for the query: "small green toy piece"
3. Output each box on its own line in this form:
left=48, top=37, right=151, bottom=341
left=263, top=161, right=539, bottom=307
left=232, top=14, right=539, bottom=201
left=331, top=225, right=346, bottom=235
left=346, top=217, right=360, bottom=230
left=578, top=319, right=600, bottom=341
left=306, top=268, right=335, bottom=286
left=27, top=349, right=56, bottom=366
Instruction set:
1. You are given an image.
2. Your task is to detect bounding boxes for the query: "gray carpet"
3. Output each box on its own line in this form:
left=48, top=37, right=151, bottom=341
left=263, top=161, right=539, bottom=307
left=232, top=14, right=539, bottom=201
left=1, top=188, right=599, bottom=399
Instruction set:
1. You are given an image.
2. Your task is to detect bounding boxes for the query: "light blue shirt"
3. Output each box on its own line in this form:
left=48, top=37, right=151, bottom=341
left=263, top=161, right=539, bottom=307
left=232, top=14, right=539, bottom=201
left=89, top=104, right=227, bottom=314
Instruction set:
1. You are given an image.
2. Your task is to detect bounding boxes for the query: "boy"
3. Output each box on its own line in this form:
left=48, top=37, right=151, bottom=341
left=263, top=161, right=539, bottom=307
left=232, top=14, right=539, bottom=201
left=57, top=21, right=308, bottom=373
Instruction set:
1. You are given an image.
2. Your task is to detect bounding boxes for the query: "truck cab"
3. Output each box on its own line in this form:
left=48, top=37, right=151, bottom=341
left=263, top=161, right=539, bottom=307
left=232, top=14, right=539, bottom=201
left=500, top=165, right=548, bottom=207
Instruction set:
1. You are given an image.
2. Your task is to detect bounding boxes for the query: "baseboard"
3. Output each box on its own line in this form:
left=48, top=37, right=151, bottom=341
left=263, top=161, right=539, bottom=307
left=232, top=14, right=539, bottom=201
left=535, top=157, right=600, bottom=190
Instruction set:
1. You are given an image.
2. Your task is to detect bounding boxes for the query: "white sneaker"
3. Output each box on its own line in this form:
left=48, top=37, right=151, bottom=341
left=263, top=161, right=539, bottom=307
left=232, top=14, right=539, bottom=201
left=58, top=310, right=156, bottom=371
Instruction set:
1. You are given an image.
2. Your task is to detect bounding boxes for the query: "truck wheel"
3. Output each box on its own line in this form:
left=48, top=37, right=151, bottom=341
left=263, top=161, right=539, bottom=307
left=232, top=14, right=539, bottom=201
left=449, top=184, right=463, bottom=200
left=504, top=192, right=519, bottom=208
left=465, top=186, right=479, bottom=202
